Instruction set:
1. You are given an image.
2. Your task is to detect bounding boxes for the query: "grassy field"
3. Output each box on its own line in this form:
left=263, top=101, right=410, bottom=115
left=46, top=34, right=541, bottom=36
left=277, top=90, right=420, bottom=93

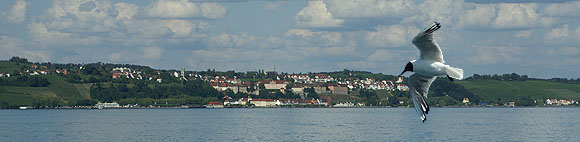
left=0, top=61, right=28, bottom=73
left=0, top=74, right=91, bottom=105
left=456, top=80, right=580, bottom=103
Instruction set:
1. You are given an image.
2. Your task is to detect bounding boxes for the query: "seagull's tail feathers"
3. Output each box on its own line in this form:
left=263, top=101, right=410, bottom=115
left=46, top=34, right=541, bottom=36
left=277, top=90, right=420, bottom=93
left=445, top=66, right=463, bottom=80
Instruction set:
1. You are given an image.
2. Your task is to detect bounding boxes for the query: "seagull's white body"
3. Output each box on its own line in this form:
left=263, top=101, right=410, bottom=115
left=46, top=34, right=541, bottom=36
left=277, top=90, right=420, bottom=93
left=404, top=22, right=463, bottom=122
left=411, top=60, right=448, bottom=77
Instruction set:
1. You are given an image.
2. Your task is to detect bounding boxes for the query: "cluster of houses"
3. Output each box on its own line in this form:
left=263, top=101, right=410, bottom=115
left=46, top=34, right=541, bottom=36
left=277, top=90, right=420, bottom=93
left=0, top=65, right=72, bottom=77
left=206, top=73, right=409, bottom=97
left=107, top=67, right=411, bottom=96
left=545, top=99, right=578, bottom=106
left=111, top=67, right=145, bottom=80
left=218, top=97, right=329, bottom=107
left=285, top=74, right=409, bottom=91
left=336, top=77, right=409, bottom=91
left=24, top=65, right=52, bottom=76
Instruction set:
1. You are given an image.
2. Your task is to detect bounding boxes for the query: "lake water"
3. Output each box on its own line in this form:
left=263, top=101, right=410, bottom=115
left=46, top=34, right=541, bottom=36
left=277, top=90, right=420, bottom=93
left=1, top=108, right=578, bottom=141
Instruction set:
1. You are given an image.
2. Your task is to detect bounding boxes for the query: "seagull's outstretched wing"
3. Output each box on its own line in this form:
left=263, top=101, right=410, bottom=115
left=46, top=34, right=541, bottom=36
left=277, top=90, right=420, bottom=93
left=409, top=73, right=437, bottom=122
left=412, top=22, right=444, bottom=63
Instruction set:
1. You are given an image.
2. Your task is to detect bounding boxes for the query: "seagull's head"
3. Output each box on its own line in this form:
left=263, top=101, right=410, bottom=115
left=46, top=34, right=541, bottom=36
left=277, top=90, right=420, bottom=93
left=398, top=60, right=415, bottom=76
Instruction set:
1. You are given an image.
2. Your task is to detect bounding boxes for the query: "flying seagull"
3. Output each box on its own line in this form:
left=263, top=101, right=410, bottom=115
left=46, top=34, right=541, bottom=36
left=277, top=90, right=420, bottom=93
left=399, top=22, right=463, bottom=122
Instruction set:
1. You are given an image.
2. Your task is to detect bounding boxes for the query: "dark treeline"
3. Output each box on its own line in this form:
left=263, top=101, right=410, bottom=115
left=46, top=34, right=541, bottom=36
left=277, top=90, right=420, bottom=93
left=465, top=73, right=580, bottom=84
left=464, top=73, right=530, bottom=81
left=322, top=69, right=398, bottom=82
left=90, top=80, right=219, bottom=105
left=0, top=76, right=50, bottom=87
left=430, top=78, right=480, bottom=105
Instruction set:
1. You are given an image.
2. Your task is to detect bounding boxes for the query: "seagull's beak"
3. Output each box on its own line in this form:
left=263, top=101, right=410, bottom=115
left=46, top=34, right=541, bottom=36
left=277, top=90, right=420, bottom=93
left=398, top=71, right=406, bottom=77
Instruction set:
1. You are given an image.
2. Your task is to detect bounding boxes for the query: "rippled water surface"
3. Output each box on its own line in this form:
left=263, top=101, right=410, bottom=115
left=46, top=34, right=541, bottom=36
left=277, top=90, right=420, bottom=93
left=1, top=108, right=578, bottom=141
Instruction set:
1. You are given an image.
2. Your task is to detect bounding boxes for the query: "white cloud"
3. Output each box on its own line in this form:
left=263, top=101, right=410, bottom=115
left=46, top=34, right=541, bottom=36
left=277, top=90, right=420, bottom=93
left=340, top=61, right=377, bottom=69
left=575, top=26, right=580, bottom=40
left=0, top=36, right=52, bottom=62
left=324, top=0, right=415, bottom=18
left=416, top=0, right=464, bottom=27
left=285, top=29, right=322, bottom=37
left=547, top=47, right=580, bottom=56
left=209, top=32, right=256, bottom=48
left=142, top=47, right=164, bottom=59
left=200, top=3, right=227, bottom=19
left=145, top=0, right=226, bottom=19
left=114, top=2, right=138, bottom=20
left=514, top=30, right=532, bottom=39
left=457, top=4, right=496, bottom=28
left=367, top=49, right=399, bottom=62
left=109, top=52, right=122, bottom=61
left=470, top=46, right=523, bottom=64
left=365, top=25, right=419, bottom=47
left=285, top=29, right=349, bottom=47
left=44, top=0, right=116, bottom=33
left=1, top=0, right=28, bottom=23
left=544, top=1, right=580, bottom=17
left=122, top=19, right=209, bottom=39
left=295, top=1, right=343, bottom=28
left=264, top=1, right=286, bottom=12
left=164, top=20, right=209, bottom=38
left=0, top=36, right=23, bottom=49
left=545, top=24, right=570, bottom=41
left=492, top=3, right=541, bottom=29
left=27, top=22, right=72, bottom=44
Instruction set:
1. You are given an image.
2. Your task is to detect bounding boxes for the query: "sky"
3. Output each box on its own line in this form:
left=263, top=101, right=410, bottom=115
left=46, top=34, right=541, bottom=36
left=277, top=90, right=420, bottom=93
left=0, top=0, right=579, bottom=79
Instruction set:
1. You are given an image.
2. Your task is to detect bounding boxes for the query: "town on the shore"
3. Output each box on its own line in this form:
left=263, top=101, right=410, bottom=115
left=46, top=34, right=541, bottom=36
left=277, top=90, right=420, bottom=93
left=2, top=57, right=579, bottom=109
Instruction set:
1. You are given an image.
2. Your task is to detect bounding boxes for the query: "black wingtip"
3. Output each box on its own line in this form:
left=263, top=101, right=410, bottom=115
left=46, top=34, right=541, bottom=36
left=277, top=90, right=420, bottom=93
left=447, top=75, right=454, bottom=82
left=424, top=22, right=441, bottom=35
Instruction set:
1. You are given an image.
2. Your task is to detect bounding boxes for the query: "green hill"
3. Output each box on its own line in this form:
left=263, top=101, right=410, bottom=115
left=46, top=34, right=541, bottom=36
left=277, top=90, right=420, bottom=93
left=0, top=60, right=92, bottom=107
left=0, top=74, right=92, bottom=106
left=456, top=80, right=580, bottom=104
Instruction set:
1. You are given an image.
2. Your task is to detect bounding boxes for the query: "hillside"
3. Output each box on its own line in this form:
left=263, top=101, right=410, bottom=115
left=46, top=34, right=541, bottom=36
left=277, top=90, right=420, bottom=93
left=456, top=80, right=580, bottom=104
left=0, top=74, right=92, bottom=106
left=2, top=57, right=580, bottom=108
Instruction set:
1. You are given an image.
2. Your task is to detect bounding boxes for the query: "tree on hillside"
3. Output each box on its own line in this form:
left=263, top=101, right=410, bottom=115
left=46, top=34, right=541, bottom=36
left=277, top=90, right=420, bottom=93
left=27, top=76, right=50, bottom=87
left=9, top=56, right=30, bottom=64
left=516, top=96, right=534, bottom=106
left=430, top=78, right=480, bottom=103
left=359, top=89, right=378, bottom=106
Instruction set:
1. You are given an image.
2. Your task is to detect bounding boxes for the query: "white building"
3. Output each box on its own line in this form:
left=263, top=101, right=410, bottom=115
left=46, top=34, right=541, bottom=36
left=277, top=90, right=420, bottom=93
left=96, top=102, right=120, bottom=108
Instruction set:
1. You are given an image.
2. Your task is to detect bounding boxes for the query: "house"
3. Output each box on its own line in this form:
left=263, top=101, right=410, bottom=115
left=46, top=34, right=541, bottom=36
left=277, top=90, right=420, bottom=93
left=560, top=99, right=571, bottom=105
left=333, top=102, right=354, bottom=107
left=112, top=73, right=121, bottom=79
left=506, top=102, right=516, bottom=107
left=249, top=99, right=276, bottom=107
left=207, top=101, right=224, bottom=108
left=396, top=76, right=404, bottom=83
left=462, top=98, right=470, bottom=103
left=260, top=79, right=289, bottom=90
left=96, top=102, right=120, bottom=108
left=328, top=85, right=348, bottom=95
left=546, top=99, right=555, bottom=105
left=397, top=84, right=409, bottom=91
left=291, top=84, right=308, bottom=95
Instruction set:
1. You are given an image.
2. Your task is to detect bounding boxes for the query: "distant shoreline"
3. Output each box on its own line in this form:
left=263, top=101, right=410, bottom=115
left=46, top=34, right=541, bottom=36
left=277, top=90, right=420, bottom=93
left=3, top=105, right=579, bottom=110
